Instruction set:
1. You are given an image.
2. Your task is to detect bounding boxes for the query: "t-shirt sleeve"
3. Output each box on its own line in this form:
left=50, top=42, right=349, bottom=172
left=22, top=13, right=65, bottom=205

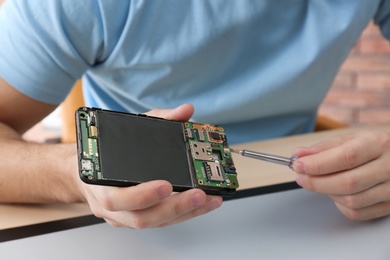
left=374, top=0, right=390, bottom=40
left=0, top=0, right=126, bottom=104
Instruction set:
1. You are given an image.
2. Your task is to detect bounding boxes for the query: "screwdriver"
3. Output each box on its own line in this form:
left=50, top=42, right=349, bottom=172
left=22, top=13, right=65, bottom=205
left=230, top=148, right=297, bottom=170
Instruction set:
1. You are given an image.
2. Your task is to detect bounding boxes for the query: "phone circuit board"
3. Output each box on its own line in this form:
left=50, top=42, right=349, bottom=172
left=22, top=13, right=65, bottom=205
left=77, top=109, right=101, bottom=181
left=184, top=122, right=238, bottom=191
left=76, top=107, right=238, bottom=195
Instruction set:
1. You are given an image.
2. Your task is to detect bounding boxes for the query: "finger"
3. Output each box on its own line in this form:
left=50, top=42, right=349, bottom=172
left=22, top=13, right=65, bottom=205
left=93, top=180, right=173, bottom=212
left=329, top=181, right=390, bottom=210
left=293, top=139, right=344, bottom=158
left=144, top=103, right=194, bottom=121
left=334, top=200, right=390, bottom=221
left=102, top=194, right=222, bottom=228
left=296, top=158, right=389, bottom=195
left=155, top=195, right=223, bottom=228
left=293, top=132, right=355, bottom=158
left=103, top=217, right=125, bottom=228
left=101, top=189, right=215, bottom=229
left=128, top=189, right=213, bottom=229
left=293, top=132, right=383, bottom=175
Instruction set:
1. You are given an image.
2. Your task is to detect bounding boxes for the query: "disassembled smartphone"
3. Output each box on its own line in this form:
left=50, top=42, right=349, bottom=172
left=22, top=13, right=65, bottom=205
left=75, top=107, right=238, bottom=196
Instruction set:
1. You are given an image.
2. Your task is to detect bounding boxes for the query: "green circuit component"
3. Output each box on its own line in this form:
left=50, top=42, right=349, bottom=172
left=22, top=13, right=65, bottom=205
left=75, top=107, right=238, bottom=196
left=77, top=110, right=101, bottom=181
left=185, top=122, right=238, bottom=190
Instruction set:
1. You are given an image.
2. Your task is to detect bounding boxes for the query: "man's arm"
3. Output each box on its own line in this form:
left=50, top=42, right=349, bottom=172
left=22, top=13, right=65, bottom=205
left=0, top=78, right=222, bottom=228
left=0, top=77, right=83, bottom=203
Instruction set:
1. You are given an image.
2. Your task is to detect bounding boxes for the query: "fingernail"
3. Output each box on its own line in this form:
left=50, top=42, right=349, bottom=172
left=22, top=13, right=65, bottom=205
left=157, top=185, right=171, bottom=200
left=289, top=155, right=298, bottom=171
left=294, top=161, right=305, bottom=174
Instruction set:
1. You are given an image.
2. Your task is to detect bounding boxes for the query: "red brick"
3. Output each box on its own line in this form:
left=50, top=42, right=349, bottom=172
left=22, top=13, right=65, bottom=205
left=321, top=21, right=390, bottom=127
left=361, top=22, right=382, bottom=38
left=330, top=72, right=355, bottom=89
left=340, top=55, right=390, bottom=72
left=357, top=73, right=390, bottom=90
left=321, top=90, right=386, bottom=108
left=358, top=108, right=390, bottom=124
left=350, top=42, right=361, bottom=54
left=359, top=37, right=390, bottom=54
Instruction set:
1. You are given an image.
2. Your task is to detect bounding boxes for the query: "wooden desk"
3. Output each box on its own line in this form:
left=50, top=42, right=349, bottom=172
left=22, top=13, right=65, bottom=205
left=1, top=124, right=389, bottom=234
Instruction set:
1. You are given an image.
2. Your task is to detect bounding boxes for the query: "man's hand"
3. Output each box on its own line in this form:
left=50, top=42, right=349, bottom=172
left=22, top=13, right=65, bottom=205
left=0, top=78, right=221, bottom=229
left=293, top=130, right=390, bottom=221
left=78, top=104, right=223, bottom=228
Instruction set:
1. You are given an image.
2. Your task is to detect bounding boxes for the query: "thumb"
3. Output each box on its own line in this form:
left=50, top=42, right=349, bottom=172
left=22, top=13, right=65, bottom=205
left=144, top=103, right=194, bottom=122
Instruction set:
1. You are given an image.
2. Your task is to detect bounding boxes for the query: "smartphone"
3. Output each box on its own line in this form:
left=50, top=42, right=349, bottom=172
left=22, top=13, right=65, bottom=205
left=75, top=107, right=238, bottom=196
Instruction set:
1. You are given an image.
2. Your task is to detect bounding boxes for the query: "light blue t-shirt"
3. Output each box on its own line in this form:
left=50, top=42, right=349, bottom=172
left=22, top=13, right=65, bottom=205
left=1, top=0, right=390, bottom=144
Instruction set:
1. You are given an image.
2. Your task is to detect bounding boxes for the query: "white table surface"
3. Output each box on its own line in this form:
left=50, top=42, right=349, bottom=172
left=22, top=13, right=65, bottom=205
left=2, top=188, right=390, bottom=260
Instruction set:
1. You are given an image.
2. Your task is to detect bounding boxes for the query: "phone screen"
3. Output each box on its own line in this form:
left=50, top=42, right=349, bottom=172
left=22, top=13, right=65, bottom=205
left=97, top=110, right=193, bottom=187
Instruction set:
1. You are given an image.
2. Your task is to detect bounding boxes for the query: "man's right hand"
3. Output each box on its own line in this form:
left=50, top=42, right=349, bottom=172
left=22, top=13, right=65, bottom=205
left=77, top=104, right=223, bottom=229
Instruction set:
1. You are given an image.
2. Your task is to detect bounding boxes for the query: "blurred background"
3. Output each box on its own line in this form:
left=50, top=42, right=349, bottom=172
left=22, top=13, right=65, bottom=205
left=0, top=0, right=387, bottom=142
left=318, top=21, right=390, bottom=126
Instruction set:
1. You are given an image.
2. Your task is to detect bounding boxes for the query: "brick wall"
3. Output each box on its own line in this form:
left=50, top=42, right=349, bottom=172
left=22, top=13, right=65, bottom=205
left=318, top=22, right=390, bottom=126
